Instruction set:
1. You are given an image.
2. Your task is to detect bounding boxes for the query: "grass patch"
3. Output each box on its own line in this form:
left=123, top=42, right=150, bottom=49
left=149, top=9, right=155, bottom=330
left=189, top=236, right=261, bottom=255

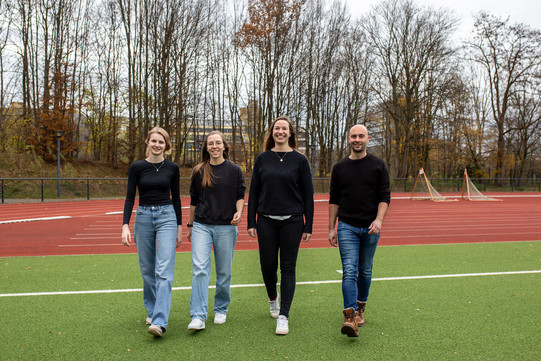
left=1, top=242, right=540, bottom=360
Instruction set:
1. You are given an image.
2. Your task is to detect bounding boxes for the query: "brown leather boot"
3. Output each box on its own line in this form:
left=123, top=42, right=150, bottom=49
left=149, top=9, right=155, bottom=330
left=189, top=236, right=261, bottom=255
left=356, top=301, right=366, bottom=326
left=341, top=308, right=358, bottom=337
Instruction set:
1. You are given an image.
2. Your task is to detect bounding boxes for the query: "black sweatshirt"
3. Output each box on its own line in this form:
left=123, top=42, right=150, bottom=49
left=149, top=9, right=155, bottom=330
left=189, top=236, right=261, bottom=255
left=329, top=153, right=391, bottom=228
left=190, top=160, right=246, bottom=225
left=122, top=159, right=182, bottom=225
left=247, top=150, right=314, bottom=233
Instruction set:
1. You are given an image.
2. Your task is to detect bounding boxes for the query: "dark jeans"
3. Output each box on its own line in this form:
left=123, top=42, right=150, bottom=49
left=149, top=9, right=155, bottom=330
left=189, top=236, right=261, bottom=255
left=256, top=214, right=304, bottom=318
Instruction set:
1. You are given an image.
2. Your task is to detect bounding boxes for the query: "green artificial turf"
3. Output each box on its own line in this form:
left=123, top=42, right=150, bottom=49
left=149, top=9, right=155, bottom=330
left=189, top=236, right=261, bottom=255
left=1, top=242, right=540, bottom=360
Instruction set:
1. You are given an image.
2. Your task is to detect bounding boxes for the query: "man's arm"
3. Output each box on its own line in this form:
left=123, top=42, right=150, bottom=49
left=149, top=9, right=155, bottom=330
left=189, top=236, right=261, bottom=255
left=328, top=203, right=339, bottom=247
left=368, top=202, right=389, bottom=235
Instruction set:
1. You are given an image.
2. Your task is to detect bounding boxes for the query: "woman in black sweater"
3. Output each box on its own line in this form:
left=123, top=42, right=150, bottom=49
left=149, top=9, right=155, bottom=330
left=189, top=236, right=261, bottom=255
left=247, top=116, right=314, bottom=335
left=121, top=127, right=182, bottom=338
left=187, top=131, right=245, bottom=331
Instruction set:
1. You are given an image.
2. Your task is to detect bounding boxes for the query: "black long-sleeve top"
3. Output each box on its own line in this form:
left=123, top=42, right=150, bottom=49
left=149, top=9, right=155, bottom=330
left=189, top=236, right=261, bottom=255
left=122, top=159, right=182, bottom=225
left=190, top=160, right=246, bottom=225
left=247, top=150, right=314, bottom=233
left=329, top=153, right=391, bottom=228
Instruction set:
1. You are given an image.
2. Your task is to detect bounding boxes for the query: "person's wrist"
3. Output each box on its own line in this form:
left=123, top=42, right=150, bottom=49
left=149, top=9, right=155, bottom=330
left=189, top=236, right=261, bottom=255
left=186, top=222, right=193, bottom=228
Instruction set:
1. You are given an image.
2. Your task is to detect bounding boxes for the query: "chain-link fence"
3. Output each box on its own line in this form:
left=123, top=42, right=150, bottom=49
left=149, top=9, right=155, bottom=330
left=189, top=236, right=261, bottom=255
left=1, top=177, right=539, bottom=203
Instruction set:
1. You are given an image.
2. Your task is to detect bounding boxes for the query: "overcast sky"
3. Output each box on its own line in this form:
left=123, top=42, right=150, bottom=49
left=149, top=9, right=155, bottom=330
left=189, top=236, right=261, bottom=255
left=344, top=0, right=541, bottom=39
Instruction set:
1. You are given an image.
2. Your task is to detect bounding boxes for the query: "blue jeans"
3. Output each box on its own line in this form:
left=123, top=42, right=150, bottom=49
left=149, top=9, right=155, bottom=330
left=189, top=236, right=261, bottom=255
left=190, top=222, right=238, bottom=320
left=134, top=204, right=177, bottom=329
left=337, top=221, right=380, bottom=309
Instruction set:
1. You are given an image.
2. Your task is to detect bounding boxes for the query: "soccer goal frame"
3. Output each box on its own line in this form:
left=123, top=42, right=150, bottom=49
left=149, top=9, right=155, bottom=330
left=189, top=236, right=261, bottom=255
left=461, top=169, right=501, bottom=201
left=410, top=168, right=457, bottom=202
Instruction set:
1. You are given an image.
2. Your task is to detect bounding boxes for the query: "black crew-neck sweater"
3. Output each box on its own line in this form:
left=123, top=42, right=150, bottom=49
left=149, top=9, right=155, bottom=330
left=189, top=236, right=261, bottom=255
left=122, top=159, right=182, bottom=225
left=329, top=153, right=391, bottom=228
left=190, top=160, right=246, bottom=225
left=247, top=150, right=314, bottom=233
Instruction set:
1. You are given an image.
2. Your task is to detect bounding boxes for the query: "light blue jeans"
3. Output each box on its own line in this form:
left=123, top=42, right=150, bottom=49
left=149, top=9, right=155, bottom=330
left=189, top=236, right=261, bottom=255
left=134, top=204, right=177, bottom=329
left=337, top=221, right=380, bottom=309
left=190, top=222, right=238, bottom=320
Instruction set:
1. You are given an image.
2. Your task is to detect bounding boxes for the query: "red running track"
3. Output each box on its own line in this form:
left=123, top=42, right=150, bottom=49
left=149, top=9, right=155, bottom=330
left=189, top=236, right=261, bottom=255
left=1, top=193, right=540, bottom=257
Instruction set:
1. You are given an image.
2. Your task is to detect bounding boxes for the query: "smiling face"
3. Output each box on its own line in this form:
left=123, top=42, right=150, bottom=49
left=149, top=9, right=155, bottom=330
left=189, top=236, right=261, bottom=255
left=147, top=132, right=166, bottom=158
left=348, top=125, right=369, bottom=156
left=272, top=119, right=291, bottom=147
left=206, top=133, right=225, bottom=162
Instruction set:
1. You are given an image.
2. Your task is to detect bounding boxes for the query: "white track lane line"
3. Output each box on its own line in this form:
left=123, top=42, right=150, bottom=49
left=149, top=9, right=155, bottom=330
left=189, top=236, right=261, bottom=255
left=0, top=216, right=72, bottom=224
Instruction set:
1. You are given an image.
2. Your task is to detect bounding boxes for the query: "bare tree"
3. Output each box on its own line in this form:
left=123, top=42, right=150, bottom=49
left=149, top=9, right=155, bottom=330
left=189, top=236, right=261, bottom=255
left=364, top=0, right=457, bottom=177
left=460, top=67, right=493, bottom=177
left=468, top=13, right=541, bottom=183
left=506, top=81, right=541, bottom=180
left=235, top=0, right=306, bottom=155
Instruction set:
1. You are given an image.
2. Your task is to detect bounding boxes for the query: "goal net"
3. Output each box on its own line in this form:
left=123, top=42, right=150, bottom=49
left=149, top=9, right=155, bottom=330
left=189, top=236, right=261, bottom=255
left=410, top=168, right=456, bottom=202
left=461, top=168, right=501, bottom=201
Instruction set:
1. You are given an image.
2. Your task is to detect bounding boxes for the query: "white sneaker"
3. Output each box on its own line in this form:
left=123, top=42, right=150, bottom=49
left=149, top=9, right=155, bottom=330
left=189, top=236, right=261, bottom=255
left=145, top=317, right=152, bottom=325
left=148, top=324, right=163, bottom=337
left=275, top=315, right=289, bottom=335
left=188, top=318, right=205, bottom=330
left=269, top=293, right=280, bottom=319
left=214, top=313, right=227, bottom=324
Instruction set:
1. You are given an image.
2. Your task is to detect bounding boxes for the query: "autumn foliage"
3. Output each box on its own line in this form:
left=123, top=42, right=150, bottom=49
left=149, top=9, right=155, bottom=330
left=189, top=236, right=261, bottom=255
left=27, top=70, right=81, bottom=162
left=235, top=0, right=305, bottom=51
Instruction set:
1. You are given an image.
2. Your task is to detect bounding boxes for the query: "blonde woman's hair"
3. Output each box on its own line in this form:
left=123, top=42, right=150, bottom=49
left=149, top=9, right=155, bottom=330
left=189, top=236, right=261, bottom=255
left=191, top=130, right=230, bottom=188
left=145, top=127, right=172, bottom=157
left=264, top=116, right=297, bottom=151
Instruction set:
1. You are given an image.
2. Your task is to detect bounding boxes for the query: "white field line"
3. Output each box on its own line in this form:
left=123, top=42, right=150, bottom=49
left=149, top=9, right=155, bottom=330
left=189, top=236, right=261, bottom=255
left=1, top=270, right=539, bottom=298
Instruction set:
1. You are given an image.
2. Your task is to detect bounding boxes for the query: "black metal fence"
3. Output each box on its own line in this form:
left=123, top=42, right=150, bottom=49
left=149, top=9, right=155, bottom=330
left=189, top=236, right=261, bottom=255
left=1, top=177, right=540, bottom=203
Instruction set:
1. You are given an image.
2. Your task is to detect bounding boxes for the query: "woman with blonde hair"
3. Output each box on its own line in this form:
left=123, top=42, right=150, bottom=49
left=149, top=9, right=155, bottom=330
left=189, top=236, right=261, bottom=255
left=247, top=116, right=314, bottom=335
left=121, top=127, right=182, bottom=337
left=186, top=130, right=245, bottom=331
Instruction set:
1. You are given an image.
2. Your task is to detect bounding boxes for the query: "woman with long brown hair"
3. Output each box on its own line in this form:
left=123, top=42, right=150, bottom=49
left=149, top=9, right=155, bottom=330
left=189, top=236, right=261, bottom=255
left=247, top=116, right=314, bottom=335
left=187, top=130, right=245, bottom=331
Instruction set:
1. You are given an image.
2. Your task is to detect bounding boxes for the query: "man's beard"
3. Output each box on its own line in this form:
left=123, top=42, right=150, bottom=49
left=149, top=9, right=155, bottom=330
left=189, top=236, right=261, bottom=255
left=351, top=144, right=365, bottom=153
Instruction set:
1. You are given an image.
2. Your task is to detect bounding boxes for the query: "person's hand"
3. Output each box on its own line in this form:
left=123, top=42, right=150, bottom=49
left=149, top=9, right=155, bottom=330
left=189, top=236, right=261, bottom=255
left=247, top=228, right=257, bottom=238
left=186, top=228, right=192, bottom=242
left=121, top=224, right=131, bottom=247
left=231, top=211, right=242, bottom=226
left=368, top=219, right=382, bottom=235
left=328, top=229, right=338, bottom=247
left=301, top=233, right=311, bottom=242
left=176, top=226, right=182, bottom=248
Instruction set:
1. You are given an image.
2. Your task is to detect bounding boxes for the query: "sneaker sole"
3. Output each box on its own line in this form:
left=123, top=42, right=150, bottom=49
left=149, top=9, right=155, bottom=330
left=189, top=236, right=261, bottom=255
left=148, top=328, right=163, bottom=337
left=276, top=329, right=289, bottom=335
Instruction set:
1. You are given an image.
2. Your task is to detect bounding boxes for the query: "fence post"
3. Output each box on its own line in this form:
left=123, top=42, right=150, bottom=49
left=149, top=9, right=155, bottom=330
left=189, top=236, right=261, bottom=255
left=510, top=176, right=514, bottom=192
left=41, top=179, right=44, bottom=202
left=87, top=179, right=90, bottom=200
left=1, top=179, right=4, bottom=204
